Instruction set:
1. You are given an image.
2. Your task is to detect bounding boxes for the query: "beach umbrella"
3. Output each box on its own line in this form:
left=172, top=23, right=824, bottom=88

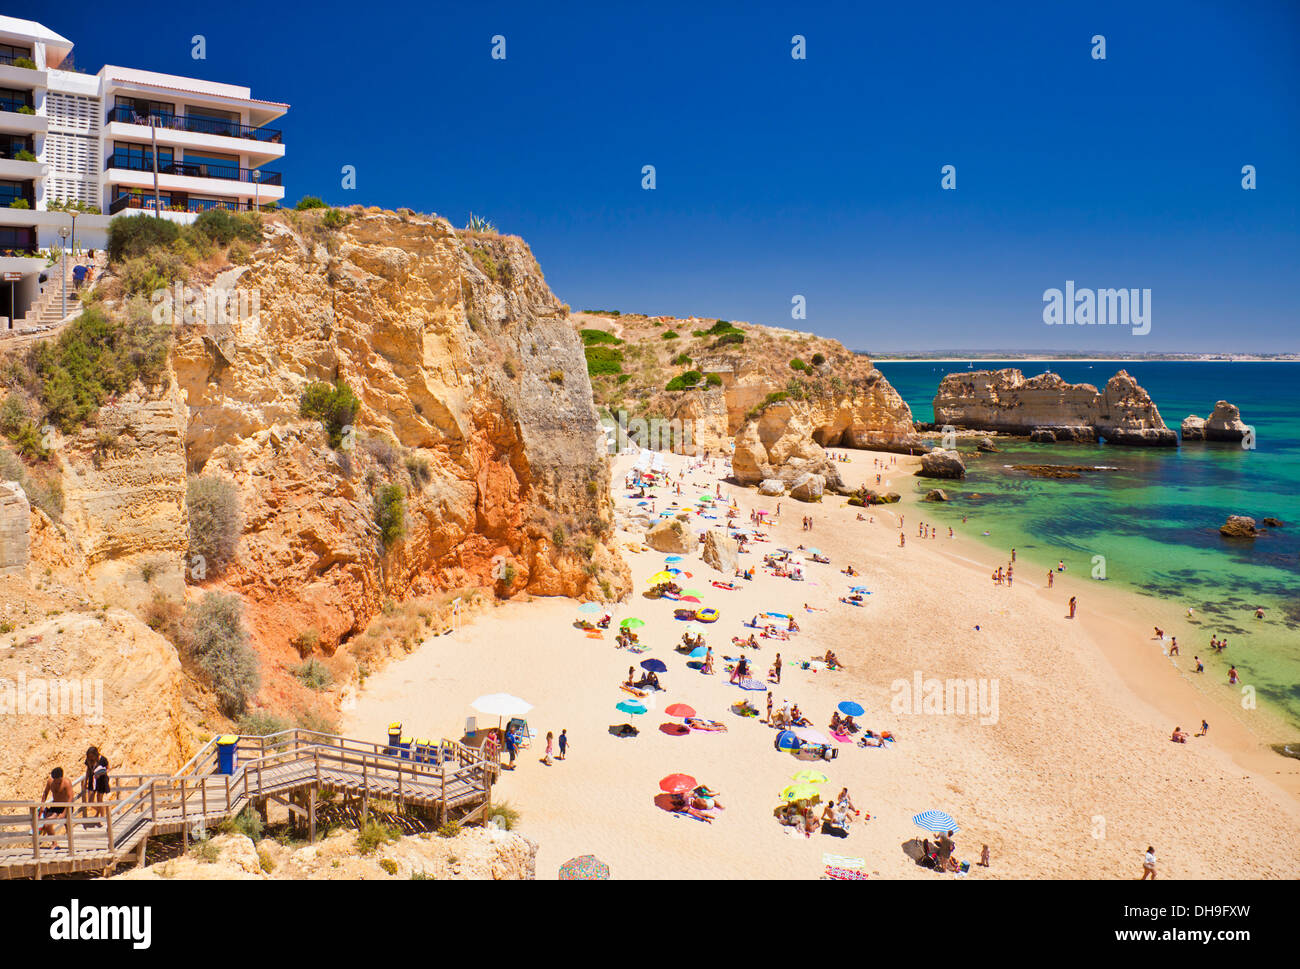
left=687, top=646, right=708, bottom=660
left=792, top=769, right=828, bottom=784
left=791, top=727, right=832, bottom=745
left=647, top=572, right=673, bottom=584
left=636, top=500, right=649, bottom=506
left=620, top=617, right=645, bottom=629
left=680, top=589, right=704, bottom=598
left=471, top=693, right=533, bottom=717
left=664, top=555, right=683, bottom=563
left=640, top=658, right=668, bottom=673
left=616, top=699, right=648, bottom=716
left=837, top=701, right=865, bottom=717
left=806, top=548, right=821, bottom=556
left=679, top=595, right=701, bottom=604
left=664, top=703, right=696, bottom=718
left=850, top=586, right=870, bottom=594
left=666, top=567, right=683, bottom=574
left=577, top=602, right=603, bottom=615
left=558, top=855, right=610, bottom=880
left=659, top=773, right=697, bottom=794
left=913, top=810, right=959, bottom=834
left=780, top=782, right=821, bottom=802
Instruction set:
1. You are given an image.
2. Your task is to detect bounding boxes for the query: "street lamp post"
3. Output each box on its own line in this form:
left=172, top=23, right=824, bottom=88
left=57, top=225, right=70, bottom=319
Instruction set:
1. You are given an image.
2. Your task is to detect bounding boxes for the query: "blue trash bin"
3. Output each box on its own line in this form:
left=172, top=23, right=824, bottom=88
left=387, top=721, right=402, bottom=754
left=398, top=736, right=412, bottom=759
left=216, top=735, right=238, bottom=774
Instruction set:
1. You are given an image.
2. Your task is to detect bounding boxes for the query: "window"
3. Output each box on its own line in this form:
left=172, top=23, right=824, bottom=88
left=0, top=44, right=32, bottom=67
left=0, top=226, right=35, bottom=250
left=0, top=180, right=31, bottom=206
left=113, top=96, right=176, bottom=124
left=0, top=88, right=30, bottom=113
left=0, top=134, right=32, bottom=159
left=181, top=151, right=240, bottom=179
left=112, top=141, right=174, bottom=171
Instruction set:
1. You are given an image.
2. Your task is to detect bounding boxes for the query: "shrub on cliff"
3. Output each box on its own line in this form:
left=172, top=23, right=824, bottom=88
left=790, top=358, right=808, bottom=372
left=665, top=370, right=703, bottom=391
left=184, top=592, right=259, bottom=716
left=295, top=196, right=328, bottom=210
left=26, top=306, right=172, bottom=433
left=0, top=446, right=62, bottom=519
left=706, top=373, right=723, bottom=387
left=585, top=346, right=623, bottom=376
left=107, top=215, right=180, bottom=262
left=811, top=352, right=826, bottom=366
left=299, top=380, right=360, bottom=450
left=193, top=208, right=262, bottom=247
left=580, top=329, right=622, bottom=346
left=374, top=484, right=406, bottom=549
left=710, top=332, right=745, bottom=349
left=186, top=475, right=241, bottom=576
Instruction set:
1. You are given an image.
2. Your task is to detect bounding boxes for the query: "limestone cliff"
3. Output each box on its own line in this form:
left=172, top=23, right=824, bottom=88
left=173, top=210, right=630, bottom=661
left=933, top=369, right=1177, bottom=446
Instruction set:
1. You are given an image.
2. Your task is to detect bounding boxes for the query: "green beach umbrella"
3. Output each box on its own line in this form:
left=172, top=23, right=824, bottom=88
left=620, top=617, right=645, bottom=629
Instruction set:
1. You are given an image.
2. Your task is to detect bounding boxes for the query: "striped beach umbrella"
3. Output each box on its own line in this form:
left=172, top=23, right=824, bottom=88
left=912, top=810, right=959, bottom=833
left=559, top=855, right=610, bottom=880
left=616, top=699, right=648, bottom=716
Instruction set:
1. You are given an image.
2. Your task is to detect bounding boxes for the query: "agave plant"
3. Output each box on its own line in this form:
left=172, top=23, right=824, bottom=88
left=466, top=212, right=496, bottom=233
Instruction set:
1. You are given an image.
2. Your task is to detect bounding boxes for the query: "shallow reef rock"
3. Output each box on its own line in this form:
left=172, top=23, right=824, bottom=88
left=917, top=449, right=967, bottom=479
left=1219, top=515, right=1258, bottom=539
left=934, top=369, right=1176, bottom=447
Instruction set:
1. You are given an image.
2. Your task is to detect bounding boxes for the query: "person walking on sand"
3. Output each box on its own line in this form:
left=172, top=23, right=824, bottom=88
left=766, top=692, right=774, bottom=722
left=558, top=729, right=568, bottom=760
left=1141, top=846, right=1157, bottom=880
left=1068, top=596, right=1077, bottom=619
left=543, top=731, right=554, bottom=766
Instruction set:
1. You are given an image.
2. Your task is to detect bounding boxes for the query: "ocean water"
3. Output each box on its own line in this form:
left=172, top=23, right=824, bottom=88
left=874, top=361, right=1300, bottom=734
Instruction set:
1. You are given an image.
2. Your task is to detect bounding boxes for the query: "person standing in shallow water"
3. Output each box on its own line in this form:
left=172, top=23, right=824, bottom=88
left=1047, top=570, right=1053, bottom=588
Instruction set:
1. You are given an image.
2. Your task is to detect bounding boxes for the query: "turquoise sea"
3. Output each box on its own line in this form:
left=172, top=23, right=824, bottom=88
left=874, top=361, right=1300, bottom=735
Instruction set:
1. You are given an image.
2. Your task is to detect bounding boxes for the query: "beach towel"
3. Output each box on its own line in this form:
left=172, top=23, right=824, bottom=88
left=585, top=631, right=604, bottom=639
left=737, top=677, right=767, bottom=691
left=831, top=732, right=852, bottom=744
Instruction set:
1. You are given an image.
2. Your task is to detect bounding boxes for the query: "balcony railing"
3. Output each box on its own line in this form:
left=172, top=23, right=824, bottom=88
left=105, top=152, right=282, bottom=185
left=109, top=193, right=269, bottom=216
left=106, top=105, right=282, bottom=143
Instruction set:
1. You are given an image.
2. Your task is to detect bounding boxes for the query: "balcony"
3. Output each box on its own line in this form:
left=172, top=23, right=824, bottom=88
left=105, top=152, right=282, bottom=185
left=109, top=193, right=268, bottom=216
left=106, top=105, right=282, bottom=143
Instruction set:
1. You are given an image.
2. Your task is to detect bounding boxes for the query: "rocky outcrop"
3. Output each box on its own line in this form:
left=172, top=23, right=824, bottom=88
left=702, top=528, right=739, bottom=574
left=788, top=472, right=825, bottom=502
left=917, top=449, right=967, bottom=479
left=0, top=481, right=29, bottom=573
left=1181, top=415, right=1206, bottom=441
left=758, top=479, right=784, bottom=496
left=117, top=826, right=537, bottom=881
left=646, top=517, right=692, bottom=553
left=933, top=369, right=1176, bottom=446
left=976, top=437, right=998, bottom=452
left=730, top=402, right=847, bottom=490
left=923, top=489, right=949, bottom=502
left=1220, top=515, right=1258, bottom=539
left=1201, top=401, right=1249, bottom=442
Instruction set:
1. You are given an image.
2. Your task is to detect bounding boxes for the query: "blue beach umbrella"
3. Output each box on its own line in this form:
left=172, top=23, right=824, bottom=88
left=837, top=701, right=865, bottom=717
left=616, top=699, right=648, bottom=716
left=850, top=586, right=870, bottom=594
left=687, top=646, right=708, bottom=660
left=665, top=555, right=683, bottom=563
left=913, top=811, right=959, bottom=834
left=577, top=602, right=603, bottom=614
left=640, top=658, right=668, bottom=673
left=775, top=730, right=802, bottom=751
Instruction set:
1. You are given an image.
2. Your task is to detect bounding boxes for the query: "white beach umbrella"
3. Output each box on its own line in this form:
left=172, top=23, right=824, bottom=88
left=471, top=693, right=534, bottom=718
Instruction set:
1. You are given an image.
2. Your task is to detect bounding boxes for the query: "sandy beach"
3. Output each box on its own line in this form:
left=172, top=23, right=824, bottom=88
left=344, top=449, right=1300, bottom=880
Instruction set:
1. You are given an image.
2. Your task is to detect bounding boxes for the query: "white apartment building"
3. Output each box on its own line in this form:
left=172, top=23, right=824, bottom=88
left=0, top=15, right=286, bottom=327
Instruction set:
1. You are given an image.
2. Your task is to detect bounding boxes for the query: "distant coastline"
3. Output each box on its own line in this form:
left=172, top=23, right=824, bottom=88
left=866, top=353, right=1300, bottom=363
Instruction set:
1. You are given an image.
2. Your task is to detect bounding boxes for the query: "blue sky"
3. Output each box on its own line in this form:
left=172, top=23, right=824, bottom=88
left=27, top=0, right=1300, bottom=351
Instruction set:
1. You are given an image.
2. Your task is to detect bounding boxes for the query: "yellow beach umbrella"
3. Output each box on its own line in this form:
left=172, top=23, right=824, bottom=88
left=780, top=782, right=821, bottom=802
left=647, top=571, right=674, bottom=584
left=791, top=769, right=829, bottom=785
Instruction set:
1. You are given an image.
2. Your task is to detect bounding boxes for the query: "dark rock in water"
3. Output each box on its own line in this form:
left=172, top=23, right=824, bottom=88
left=1261, top=517, right=1283, bottom=528
left=1103, top=427, right=1179, bottom=447
left=1010, top=464, right=1118, bottom=479
left=1029, top=428, right=1057, bottom=444
left=976, top=437, right=998, bottom=452
left=1219, top=515, right=1258, bottom=539
left=917, top=449, right=966, bottom=479
left=883, top=492, right=901, bottom=503
left=923, top=489, right=950, bottom=502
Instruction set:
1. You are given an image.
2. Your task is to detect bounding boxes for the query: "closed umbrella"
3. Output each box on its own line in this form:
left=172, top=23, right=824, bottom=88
left=913, top=810, right=959, bottom=833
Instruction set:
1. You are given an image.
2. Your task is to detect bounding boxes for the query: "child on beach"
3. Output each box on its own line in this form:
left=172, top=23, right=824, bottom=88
left=1141, top=846, right=1157, bottom=880
left=543, top=731, right=554, bottom=765
left=558, top=729, right=568, bottom=760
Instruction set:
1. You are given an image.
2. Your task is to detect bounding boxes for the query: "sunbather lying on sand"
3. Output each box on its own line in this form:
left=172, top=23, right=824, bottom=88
left=685, top=718, right=728, bottom=732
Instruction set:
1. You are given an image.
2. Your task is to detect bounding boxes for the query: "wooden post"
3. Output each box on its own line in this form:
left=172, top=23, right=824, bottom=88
left=149, top=782, right=157, bottom=822
left=308, top=786, right=316, bottom=844
left=136, top=835, right=147, bottom=867
left=105, top=806, right=115, bottom=851
left=181, top=779, right=188, bottom=850
left=65, top=811, right=75, bottom=856
left=29, top=806, right=38, bottom=859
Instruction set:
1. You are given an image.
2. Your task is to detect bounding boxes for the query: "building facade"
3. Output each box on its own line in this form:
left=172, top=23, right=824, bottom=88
left=0, top=15, right=287, bottom=327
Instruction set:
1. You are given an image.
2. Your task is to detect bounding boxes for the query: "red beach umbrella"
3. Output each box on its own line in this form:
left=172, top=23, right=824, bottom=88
left=659, top=773, right=697, bottom=794
left=664, top=703, right=696, bottom=718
